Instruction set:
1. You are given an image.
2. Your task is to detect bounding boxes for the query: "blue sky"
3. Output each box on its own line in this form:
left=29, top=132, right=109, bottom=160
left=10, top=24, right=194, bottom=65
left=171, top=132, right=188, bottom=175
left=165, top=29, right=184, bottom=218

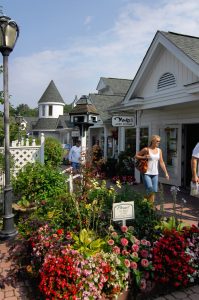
left=0, top=0, right=199, bottom=108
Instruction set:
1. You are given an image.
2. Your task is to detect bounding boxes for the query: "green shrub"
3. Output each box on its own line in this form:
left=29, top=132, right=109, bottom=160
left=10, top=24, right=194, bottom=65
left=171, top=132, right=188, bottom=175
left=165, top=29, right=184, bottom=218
left=44, top=137, right=64, bottom=167
left=12, top=162, right=68, bottom=208
left=116, top=150, right=135, bottom=176
left=115, top=186, right=161, bottom=241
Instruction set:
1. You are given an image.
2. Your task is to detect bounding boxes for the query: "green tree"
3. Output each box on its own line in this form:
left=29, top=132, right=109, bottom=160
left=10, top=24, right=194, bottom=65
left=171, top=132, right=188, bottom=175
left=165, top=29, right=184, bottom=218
left=44, top=137, right=64, bottom=167
left=15, top=103, right=38, bottom=117
left=64, top=103, right=72, bottom=113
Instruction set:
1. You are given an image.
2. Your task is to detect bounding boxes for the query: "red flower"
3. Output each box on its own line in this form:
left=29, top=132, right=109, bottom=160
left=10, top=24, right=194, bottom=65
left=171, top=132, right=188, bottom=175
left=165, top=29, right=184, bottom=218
left=57, top=228, right=64, bottom=235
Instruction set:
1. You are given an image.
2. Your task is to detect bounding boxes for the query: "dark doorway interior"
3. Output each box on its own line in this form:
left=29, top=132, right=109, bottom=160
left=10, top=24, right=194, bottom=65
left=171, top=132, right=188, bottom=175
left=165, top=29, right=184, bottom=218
left=184, top=124, right=199, bottom=187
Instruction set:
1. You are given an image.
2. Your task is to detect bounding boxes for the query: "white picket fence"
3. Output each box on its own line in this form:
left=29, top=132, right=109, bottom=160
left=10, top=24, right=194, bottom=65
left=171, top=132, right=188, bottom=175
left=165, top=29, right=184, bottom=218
left=0, top=133, right=82, bottom=196
left=0, top=133, right=45, bottom=188
left=62, top=167, right=83, bottom=194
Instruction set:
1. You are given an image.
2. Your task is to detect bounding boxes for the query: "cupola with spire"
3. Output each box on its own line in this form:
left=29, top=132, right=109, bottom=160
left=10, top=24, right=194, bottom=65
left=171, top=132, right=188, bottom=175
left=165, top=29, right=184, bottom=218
left=38, top=80, right=65, bottom=118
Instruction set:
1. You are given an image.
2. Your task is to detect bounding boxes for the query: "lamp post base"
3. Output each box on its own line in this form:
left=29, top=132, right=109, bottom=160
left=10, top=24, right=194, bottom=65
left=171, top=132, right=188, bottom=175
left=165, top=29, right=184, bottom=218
left=0, top=213, right=18, bottom=240
left=0, top=228, right=18, bottom=240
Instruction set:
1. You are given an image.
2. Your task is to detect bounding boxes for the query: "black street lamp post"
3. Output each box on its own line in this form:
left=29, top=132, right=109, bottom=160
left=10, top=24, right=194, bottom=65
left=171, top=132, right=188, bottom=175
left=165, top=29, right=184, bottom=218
left=0, top=15, right=19, bottom=239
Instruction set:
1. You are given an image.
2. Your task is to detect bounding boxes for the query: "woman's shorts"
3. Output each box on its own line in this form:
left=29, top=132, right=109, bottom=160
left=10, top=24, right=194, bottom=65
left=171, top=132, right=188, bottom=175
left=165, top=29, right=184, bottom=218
left=142, top=174, right=158, bottom=194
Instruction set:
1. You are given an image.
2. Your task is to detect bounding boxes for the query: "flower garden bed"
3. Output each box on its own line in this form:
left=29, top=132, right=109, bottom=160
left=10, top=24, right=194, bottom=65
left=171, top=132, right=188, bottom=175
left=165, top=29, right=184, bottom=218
left=2, top=161, right=199, bottom=299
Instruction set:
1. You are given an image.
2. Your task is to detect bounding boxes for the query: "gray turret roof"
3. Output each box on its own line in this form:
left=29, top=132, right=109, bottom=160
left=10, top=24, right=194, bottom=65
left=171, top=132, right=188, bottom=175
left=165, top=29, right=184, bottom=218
left=38, top=80, right=65, bottom=104
left=32, top=114, right=72, bottom=131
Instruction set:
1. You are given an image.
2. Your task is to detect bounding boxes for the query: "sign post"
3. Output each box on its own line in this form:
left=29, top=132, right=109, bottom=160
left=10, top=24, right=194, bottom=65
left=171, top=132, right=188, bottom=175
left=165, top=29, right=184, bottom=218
left=112, top=201, right=134, bottom=226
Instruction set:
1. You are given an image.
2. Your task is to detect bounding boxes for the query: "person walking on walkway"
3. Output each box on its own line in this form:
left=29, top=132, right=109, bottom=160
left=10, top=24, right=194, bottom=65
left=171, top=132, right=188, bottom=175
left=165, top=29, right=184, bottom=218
left=135, top=134, right=169, bottom=203
left=191, top=142, right=199, bottom=183
left=68, top=140, right=81, bottom=172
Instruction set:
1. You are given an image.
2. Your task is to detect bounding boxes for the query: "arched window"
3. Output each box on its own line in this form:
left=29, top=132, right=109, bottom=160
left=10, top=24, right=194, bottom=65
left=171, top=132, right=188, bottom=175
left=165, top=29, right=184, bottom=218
left=157, top=72, right=176, bottom=90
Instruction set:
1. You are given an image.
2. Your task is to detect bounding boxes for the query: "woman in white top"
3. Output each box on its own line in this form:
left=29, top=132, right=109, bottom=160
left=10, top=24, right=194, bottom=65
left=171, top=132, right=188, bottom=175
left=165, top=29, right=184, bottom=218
left=135, top=135, right=169, bottom=203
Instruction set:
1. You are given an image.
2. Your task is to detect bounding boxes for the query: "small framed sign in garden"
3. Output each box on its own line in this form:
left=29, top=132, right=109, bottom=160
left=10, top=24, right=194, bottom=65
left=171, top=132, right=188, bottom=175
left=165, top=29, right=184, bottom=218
left=112, top=201, right=134, bottom=226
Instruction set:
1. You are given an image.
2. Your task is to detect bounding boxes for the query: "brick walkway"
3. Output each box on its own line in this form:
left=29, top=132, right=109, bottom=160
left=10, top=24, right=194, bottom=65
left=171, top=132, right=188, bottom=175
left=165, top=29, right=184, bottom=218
left=0, top=241, right=33, bottom=300
left=0, top=183, right=198, bottom=299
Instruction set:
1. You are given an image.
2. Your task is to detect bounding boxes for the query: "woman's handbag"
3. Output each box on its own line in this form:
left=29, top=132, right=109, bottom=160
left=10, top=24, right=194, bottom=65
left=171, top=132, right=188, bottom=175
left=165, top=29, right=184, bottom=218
left=134, top=148, right=149, bottom=173
left=134, top=158, right=148, bottom=173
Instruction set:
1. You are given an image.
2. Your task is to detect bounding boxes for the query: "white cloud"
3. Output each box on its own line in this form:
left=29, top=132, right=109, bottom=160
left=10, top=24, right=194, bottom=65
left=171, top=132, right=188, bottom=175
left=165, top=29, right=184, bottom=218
left=7, top=0, right=199, bottom=108
left=84, top=15, right=93, bottom=26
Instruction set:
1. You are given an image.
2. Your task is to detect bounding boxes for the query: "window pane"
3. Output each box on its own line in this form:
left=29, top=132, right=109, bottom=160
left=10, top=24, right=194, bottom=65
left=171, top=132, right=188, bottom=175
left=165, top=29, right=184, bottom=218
left=125, top=128, right=136, bottom=154
left=49, top=105, right=53, bottom=116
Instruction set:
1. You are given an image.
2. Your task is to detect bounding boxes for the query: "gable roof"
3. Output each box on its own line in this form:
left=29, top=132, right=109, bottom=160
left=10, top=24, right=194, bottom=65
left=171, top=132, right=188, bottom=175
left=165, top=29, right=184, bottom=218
left=97, top=77, right=132, bottom=95
left=161, top=31, right=199, bottom=65
left=38, top=80, right=65, bottom=104
left=124, top=30, right=199, bottom=104
left=89, top=94, right=124, bottom=122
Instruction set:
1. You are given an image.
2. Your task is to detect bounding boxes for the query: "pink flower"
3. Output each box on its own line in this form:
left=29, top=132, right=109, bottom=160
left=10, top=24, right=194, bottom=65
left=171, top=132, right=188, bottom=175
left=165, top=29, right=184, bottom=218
left=66, top=232, right=72, bottom=240
left=140, top=249, right=149, bottom=258
left=121, top=238, right=128, bottom=246
left=141, top=239, right=147, bottom=246
left=111, top=231, right=118, bottom=238
left=122, top=249, right=129, bottom=256
left=132, top=252, right=138, bottom=258
left=130, top=262, right=137, bottom=270
left=124, top=259, right=130, bottom=268
left=112, top=246, right=120, bottom=254
left=121, top=226, right=128, bottom=233
left=146, top=240, right=151, bottom=246
left=132, top=244, right=139, bottom=252
left=134, top=238, right=140, bottom=245
left=108, top=239, right=114, bottom=246
left=141, top=259, right=149, bottom=267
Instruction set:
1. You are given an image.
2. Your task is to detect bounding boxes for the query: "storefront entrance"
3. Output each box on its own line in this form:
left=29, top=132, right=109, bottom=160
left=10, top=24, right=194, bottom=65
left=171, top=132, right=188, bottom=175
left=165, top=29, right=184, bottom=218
left=183, top=124, right=199, bottom=188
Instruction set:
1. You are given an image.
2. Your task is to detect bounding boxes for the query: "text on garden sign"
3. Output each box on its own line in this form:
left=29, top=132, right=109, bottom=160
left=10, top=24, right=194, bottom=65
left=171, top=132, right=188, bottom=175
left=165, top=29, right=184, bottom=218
left=112, top=115, right=135, bottom=127
left=112, top=201, right=134, bottom=221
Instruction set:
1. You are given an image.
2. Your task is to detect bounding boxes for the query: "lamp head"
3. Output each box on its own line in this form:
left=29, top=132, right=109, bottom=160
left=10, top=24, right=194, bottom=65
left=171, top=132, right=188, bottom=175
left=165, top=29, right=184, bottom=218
left=0, top=15, right=19, bottom=56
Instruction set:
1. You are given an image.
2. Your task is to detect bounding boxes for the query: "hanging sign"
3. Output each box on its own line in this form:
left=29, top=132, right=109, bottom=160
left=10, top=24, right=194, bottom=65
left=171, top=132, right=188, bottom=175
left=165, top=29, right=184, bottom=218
left=112, top=201, right=134, bottom=221
left=112, top=115, right=135, bottom=127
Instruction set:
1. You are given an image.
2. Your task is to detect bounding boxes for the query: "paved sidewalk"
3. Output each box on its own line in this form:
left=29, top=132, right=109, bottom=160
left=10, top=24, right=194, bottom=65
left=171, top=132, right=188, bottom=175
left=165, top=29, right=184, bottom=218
left=153, top=285, right=199, bottom=300
left=0, top=240, right=34, bottom=300
left=131, top=183, right=199, bottom=226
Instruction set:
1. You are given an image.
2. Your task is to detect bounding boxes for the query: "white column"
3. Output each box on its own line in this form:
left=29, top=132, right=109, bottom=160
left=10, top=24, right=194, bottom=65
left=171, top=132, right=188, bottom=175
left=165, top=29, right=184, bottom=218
left=40, top=133, right=45, bottom=164
left=81, top=125, right=87, bottom=152
left=119, top=127, right=125, bottom=152
left=104, top=126, right=108, bottom=159
left=45, top=105, right=48, bottom=117
left=135, top=111, right=141, bottom=183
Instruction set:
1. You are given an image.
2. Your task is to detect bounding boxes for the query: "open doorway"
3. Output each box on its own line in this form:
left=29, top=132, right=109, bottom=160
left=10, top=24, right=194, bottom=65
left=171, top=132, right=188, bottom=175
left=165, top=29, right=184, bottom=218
left=183, top=124, right=199, bottom=187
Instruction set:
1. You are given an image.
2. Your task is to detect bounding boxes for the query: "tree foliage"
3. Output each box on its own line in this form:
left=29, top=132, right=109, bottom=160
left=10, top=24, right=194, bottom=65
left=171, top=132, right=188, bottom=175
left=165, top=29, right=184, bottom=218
left=64, top=103, right=72, bottom=113
left=15, top=104, right=38, bottom=117
left=44, top=136, right=64, bottom=167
